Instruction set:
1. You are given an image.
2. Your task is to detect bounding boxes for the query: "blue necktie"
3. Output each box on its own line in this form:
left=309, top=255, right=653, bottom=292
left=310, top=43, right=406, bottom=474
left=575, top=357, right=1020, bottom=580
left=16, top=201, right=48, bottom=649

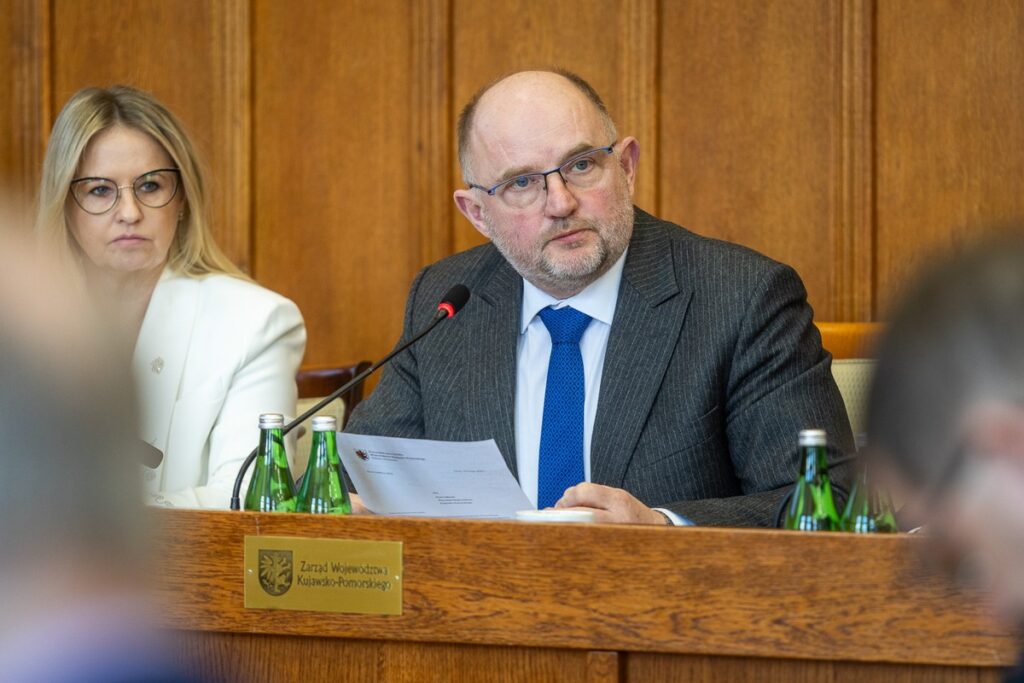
left=537, top=306, right=593, bottom=509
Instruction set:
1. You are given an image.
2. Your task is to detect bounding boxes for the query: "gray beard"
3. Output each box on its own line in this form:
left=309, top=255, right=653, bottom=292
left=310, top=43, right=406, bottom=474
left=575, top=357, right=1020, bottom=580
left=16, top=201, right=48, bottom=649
left=487, top=201, right=634, bottom=298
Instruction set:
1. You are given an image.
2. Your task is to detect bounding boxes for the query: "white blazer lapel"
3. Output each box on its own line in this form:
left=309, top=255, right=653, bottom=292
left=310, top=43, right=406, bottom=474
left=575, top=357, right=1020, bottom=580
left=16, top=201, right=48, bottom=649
left=133, top=269, right=199, bottom=455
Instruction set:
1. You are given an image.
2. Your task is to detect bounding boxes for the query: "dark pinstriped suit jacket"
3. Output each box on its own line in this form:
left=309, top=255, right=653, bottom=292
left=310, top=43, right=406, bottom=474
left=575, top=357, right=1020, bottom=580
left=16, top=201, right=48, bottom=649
left=346, top=208, right=854, bottom=526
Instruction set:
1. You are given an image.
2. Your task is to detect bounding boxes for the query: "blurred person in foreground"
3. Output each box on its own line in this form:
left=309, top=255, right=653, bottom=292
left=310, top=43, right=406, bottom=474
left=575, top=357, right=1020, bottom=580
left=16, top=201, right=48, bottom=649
left=867, top=232, right=1024, bottom=681
left=35, top=85, right=306, bottom=508
left=0, top=211, right=198, bottom=682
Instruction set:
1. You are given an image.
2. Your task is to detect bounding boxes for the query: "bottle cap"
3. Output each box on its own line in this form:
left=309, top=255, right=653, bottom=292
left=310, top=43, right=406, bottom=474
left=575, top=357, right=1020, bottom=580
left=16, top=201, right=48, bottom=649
left=311, top=416, right=338, bottom=432
left=258, top=413, right=285, bottom=428
left=799, top=429, right=827, bottom=447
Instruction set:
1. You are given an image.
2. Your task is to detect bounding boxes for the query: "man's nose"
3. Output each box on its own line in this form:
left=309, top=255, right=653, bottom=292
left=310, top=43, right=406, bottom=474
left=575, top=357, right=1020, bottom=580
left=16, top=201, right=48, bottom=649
left=543, top=171, right=578, bottom=217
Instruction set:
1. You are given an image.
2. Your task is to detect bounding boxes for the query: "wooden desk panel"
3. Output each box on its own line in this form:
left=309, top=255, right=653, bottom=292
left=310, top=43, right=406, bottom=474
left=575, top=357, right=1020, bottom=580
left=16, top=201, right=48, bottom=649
left=153, top=511, right=1016, bottom=682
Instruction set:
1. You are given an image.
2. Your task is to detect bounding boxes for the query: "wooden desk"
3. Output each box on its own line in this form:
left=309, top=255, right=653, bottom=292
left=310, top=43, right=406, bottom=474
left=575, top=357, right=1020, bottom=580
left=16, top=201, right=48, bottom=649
left=153, top=510, right=1017, bottom=682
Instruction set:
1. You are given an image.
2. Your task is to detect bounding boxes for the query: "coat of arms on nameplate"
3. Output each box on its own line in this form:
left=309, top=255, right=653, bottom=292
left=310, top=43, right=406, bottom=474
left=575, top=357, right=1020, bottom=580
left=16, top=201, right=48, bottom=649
left=258, top=549, right=293, bottom=596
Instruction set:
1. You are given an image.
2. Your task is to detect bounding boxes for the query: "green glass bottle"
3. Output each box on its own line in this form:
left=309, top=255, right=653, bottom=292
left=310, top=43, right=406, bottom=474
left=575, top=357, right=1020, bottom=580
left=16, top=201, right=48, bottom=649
left=873, top=487, right=898, bottom=533
left=244, top=413, right=296, bottom=512
left=841, top=465, right=898, bottom=533
left=841, top=466, right=876, bottom=533
left=783, top=429, right=840, bottom=531
left=295, top=416, right=352, bottom=514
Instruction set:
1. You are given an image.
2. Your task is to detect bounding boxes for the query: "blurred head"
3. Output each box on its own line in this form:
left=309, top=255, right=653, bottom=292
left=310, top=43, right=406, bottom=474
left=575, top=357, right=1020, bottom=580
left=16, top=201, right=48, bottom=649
left=867, top=231, right=1024, bottom=621
left=453, top=69, right=640, bottom=299
left=35, top=85, right=241, bottom=280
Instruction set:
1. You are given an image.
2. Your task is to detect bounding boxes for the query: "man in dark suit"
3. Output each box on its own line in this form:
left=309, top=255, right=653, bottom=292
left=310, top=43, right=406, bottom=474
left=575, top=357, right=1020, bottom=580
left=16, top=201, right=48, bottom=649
left=346, top=69, right=853, bottom=526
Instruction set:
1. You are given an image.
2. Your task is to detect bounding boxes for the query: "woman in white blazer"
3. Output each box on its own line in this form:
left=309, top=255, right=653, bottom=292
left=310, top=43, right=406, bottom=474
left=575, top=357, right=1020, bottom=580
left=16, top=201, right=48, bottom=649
left=35, top=86, right=306, bottom=509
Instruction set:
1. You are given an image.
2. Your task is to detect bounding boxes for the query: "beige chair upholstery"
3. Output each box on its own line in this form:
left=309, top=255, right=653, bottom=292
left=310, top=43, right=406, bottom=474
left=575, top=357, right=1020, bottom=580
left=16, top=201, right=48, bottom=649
left=816, top=322, right=883, bottom=449
left=293, top=361, right=372, bottom=477
left=293, top=397, right=348, bottom=476
left=830, top=358, right=874, bottom=449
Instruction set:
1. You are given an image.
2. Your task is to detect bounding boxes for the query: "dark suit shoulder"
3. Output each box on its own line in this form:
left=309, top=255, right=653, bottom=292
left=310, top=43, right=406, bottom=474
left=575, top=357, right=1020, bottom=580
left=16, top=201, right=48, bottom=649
left=629, top=208, right=804, bottom=319
left=409, top=242, right=506, bottom=297
left=634, top=207, right=791, bottom=277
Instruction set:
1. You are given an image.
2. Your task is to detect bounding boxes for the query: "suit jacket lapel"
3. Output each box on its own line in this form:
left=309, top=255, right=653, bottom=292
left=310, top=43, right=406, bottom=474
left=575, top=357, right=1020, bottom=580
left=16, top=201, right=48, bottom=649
left=591, top=211, right=693, bottom=487
left=133, top=269, right=198, bottom=455
left=462, top=251, right=521, bottom=478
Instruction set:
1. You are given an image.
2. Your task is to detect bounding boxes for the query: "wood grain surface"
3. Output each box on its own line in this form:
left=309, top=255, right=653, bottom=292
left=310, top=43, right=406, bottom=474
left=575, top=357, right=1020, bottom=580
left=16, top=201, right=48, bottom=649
left=659, top=1, right=843, bottom=321
left=152, top=510, right=1017, bottom=672
left=628, top=653, right=1002, bottom=683
left=874, top=0, right=1024, bottom=317
left=173, top=632, right=599, bottom=683
left=4, top=1, right=1024, bottom=368
left=0, top=0, right=47, bottom=220
left=252, top=0, right=420, bottom=370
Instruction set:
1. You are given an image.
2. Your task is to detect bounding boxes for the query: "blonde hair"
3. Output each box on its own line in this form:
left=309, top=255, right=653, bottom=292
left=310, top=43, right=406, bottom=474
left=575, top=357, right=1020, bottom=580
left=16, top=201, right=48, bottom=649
left=35, top=85, right=243, bottom=278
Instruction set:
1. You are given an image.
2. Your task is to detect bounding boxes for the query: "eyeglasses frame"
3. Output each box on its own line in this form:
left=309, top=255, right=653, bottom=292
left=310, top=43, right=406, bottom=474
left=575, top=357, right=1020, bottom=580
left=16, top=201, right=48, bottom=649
left=466, top=141, right=618, bottom=200
left=69, top=167, right=182, bottom=215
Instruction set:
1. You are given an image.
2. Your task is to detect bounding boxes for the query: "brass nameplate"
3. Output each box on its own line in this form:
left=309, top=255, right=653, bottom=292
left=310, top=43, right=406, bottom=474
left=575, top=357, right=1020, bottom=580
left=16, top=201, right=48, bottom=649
left=244, top=535, right=402, bottom=615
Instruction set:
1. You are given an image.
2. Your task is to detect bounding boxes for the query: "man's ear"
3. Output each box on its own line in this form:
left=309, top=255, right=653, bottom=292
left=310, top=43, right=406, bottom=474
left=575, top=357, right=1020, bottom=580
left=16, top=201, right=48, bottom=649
left=617, top=136, right=640, bottom=196
left=453, top=189, right=491, bottom=239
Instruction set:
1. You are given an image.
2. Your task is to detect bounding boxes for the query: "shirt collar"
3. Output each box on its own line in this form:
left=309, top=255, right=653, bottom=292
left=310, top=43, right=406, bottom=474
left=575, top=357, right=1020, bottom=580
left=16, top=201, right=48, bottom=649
left=520, top=248, right=628, bottom=334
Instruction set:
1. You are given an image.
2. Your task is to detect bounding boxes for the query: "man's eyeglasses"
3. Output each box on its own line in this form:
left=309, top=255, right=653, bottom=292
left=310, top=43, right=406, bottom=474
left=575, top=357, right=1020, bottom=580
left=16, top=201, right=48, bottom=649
left=467, top=142, right=617, bottom=209
left=69, top=168, right=181, bottom=215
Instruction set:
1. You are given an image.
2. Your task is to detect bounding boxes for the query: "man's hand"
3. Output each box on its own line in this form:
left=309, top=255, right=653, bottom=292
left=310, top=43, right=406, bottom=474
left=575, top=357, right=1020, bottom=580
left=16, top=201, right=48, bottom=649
left=553, top=483, right=670, bottom=525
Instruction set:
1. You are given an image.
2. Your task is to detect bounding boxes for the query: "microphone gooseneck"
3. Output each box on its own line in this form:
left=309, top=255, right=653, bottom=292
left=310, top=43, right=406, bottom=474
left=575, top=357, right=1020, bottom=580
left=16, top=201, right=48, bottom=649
left=229, top=284, right=470, bottom=510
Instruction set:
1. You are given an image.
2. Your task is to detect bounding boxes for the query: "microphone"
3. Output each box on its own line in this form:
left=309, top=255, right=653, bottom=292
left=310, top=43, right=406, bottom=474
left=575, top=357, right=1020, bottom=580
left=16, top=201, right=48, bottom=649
left=229, top=284, right=471, bottom=510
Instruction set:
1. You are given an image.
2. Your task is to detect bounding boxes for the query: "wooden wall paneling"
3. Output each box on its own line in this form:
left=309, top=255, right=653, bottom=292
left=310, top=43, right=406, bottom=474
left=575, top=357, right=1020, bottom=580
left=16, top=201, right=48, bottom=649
left=659, top=1, right=843, bottom=321
left=616, top=0, right=659, bottom=215
left=874, top=0, right=1024, bottom=317
left=50, top=0, right=252, bottom=270
left=0, top=0, right=48, bottom=222
left=254, top=0, right=419, bottom=369
left=832, top=0, right=875, bottom=322
left=207, top=0, right=252, bottom=273
left=410, top=0, right=454, bottom=270
left=449, top=0, right=626, bottom=254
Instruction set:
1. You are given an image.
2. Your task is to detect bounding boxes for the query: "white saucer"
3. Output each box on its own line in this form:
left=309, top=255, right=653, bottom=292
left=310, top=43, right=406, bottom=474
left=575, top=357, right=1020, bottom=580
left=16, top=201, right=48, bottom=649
left=515, top=509, right=595, bottom=523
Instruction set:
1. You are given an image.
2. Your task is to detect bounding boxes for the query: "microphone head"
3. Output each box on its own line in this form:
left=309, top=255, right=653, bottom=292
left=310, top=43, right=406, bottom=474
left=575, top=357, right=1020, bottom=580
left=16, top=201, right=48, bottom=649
left=437, top=284, right=471, bottom=318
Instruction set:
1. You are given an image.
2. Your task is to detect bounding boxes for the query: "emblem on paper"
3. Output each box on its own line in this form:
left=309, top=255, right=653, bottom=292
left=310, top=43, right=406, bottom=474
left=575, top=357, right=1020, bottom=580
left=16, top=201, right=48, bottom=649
left=356, top=449, right=369, bottom=461
left=258, top=549, right=293, bottom=596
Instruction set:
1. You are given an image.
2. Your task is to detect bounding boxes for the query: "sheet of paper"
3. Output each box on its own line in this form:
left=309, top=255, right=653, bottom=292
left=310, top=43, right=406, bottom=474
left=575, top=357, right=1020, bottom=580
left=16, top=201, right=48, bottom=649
left=336, top=433, right=534, bottom=519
